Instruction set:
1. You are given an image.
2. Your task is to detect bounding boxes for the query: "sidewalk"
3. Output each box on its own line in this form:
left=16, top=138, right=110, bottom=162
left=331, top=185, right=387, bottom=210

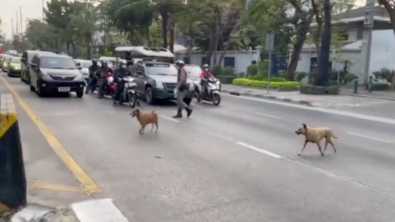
left=221, top=84, right=395, bottom=108
left=340, top=86, right=395, bottom=101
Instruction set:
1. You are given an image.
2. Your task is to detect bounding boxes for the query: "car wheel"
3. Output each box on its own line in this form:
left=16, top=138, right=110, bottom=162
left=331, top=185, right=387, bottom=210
left=145, top=87, right=155, bottom=105
left=76, top=89, right=84, bottom=98
left=36, top=81, right=45, bottom=97
left=184, top=98, right=192, bottom=106
left=29, top=84, right=35, bottom=92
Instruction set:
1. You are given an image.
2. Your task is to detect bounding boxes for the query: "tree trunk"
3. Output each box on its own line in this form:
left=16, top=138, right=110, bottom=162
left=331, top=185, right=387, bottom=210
left=314, top=0, right=331, bottom=86
left=205, top=24, right=216, bottom=65
left=218, top=18, right=242, bottom=65
left=169, top=22, right=175, bottom=53
left=161, top=12, right=169, bottom=48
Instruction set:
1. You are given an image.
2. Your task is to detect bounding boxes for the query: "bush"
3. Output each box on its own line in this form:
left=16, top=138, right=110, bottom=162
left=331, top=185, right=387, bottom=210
left=211, top=66, right=222, bottom=76
left=299, top=84, right=340, bottom=95
left=221, top=67, right=237, bottom=76
left=344, top=73, right=356, bottom=83
left=249, top=75, right=265, bottom=81
left=232, top=78, right=299, bottom=90
left=247, top=64, right=258, bottom=76
left=373, top=68, right=393, bottom=82
left=269, top=77, right=286, bottom=82
left=217, top=75, right=236, bottom=84
left=296, top=72, right=308, bottom=82
left=367, top=83, right=390, bottom=91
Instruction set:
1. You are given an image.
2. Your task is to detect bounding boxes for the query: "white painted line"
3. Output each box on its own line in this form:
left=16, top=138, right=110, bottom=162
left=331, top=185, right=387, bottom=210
left=206, top=130, right=237, bottom=142
left=347, top=132, right=392, bottom=143
left=71, top=198, right=128, bottom=222
left=254, top=112, right=282, bottom=119
left=237, top=141, right=282, bottom=158
left=160, top=115, right=180, bottom=123
left=223, top=93, right=395, bottom=126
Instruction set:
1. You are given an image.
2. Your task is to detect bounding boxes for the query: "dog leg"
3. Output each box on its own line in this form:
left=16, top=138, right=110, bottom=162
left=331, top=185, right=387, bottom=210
left=317, top=143, right=324, bottom=156
left=323, top=141, right=328, bottom=154
left=150, top=123, right=154, bottom=132
left=139, top=128, right=144, bottom=134
left=298, top=140, right=308, bottom=156
left=329, top=140, right=337, bottom=153
left=154, top=122, right=158, bottom=133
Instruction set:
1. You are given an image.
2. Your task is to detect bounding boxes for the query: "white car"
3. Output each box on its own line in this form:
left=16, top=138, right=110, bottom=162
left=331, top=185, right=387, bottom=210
left=184, top=64, right=221, bottom=91
left=74, top=59, right=92, bottom=81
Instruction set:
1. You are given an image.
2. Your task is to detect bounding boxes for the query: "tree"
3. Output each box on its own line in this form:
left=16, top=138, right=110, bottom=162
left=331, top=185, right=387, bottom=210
left=377, top=0, right=395, bottom=37
left=314, top=0, right=331, bottom=86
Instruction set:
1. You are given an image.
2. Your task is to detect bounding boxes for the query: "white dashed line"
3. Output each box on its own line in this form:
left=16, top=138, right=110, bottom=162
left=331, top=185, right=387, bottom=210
left=346, top=132, right=392, bottom=143
left=71, top=198, right=128, bottom=222
left=237, top=142, right=282, bottom=158
left=160, top=115, right=180, bottom=123
left=254, top=112, right=283, bottom=119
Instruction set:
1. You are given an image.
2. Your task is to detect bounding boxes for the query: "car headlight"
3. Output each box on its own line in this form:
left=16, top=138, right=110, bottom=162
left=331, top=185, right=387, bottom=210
left=156, top=81, right=164, bottom=89
left=4, top=63, right=7, bottom=67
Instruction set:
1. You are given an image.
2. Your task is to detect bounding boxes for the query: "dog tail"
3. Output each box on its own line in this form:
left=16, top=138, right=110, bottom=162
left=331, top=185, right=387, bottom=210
left=332, top=134, right=338, bottom=139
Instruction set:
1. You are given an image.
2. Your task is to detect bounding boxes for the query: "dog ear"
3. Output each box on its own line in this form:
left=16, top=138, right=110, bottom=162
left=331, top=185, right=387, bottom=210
left=302, top=123, right=307, bottom=129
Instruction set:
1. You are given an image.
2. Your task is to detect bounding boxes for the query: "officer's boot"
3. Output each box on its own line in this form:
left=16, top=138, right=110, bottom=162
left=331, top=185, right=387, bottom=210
left=173, top=109, right=182, bottom=118
left=185, top=107, right=193, bottom=117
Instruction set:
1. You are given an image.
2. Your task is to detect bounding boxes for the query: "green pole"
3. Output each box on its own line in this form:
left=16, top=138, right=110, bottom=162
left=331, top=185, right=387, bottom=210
left=353, top=76, right=358, bottom=94
left=368, top=75, right=373, bottom=93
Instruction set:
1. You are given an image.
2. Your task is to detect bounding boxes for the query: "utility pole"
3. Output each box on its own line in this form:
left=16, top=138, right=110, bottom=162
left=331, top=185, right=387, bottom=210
left=15, top=11, right=19, bottom=36
left=42, top=0, right=45, bottom=22
left=361, top=0, right=374, bottom=85
left=20, top=7, right=23, bottom=35
left=11, top=18, right=14, bottom=37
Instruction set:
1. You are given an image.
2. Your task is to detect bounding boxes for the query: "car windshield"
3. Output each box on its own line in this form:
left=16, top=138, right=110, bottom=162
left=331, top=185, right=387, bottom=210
left=146, top=63, right=177, bottom=76
left=11, top=57, right=20, bottom=63
left=184, top=65, right=202, bottom=78
left=40, top=57, right=77, bottom=69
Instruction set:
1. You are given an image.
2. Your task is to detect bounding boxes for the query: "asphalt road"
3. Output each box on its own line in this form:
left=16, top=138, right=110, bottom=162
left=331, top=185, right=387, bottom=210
left=2, top=72, right=395, bottom=222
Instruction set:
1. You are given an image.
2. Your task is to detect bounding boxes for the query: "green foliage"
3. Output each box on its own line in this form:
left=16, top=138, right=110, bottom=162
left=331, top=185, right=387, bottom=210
left=344, top=73, right=356, bottom=83
left=221, top=67, right=237, bottom=76
left=211, top=66, right=223, bottom=76
left=296, top=72, right=308, bottom=82
left=369, top=83, right=390, bottom=91
left=233, top=78, right=299, bottom=90
left=372, top=68, right=394, bottom=82
left=299, top=84, right=340, bottom=95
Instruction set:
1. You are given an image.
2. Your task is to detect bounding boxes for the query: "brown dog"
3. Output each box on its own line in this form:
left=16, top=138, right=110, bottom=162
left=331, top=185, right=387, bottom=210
left=130, top=109, right=158, bottom=134
left=295, top=123, right=337, bottom=156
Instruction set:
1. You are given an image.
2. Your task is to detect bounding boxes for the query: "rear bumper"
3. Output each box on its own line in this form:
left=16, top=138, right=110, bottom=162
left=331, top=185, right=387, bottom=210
left=39, top=80, right=85, bottom=92
left=8, top=69, right=21, bottom=76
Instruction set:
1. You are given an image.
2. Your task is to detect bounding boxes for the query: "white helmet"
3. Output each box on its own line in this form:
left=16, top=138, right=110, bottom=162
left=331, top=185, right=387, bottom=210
left=175, top=60, right=185, bottom=66
left=203, top=64, right=209, bottom=68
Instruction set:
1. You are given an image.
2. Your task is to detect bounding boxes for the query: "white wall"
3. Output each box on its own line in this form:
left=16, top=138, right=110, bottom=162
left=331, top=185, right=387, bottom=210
left=347, top=28, right=358, bottom=41
left=176, top=50, right=260, bottom=74
left=369, top=30, right=395, bottom=74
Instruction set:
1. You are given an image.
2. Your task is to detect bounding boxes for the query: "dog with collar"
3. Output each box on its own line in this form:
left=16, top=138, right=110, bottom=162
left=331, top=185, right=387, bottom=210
left=295, top=123, right=337, bottom=156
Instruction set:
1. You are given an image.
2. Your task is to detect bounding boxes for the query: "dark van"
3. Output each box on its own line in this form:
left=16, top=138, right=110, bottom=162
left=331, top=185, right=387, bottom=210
left=21, top=50, right=56, bottom=84
left=29, top=54, right=85, bottom=98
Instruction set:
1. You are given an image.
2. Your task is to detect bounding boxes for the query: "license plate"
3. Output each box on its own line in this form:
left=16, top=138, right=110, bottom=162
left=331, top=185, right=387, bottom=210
left=58, top=87, right=70, bottom=92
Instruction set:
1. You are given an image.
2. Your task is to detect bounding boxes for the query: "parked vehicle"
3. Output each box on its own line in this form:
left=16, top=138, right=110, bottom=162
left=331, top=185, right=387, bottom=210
left=133, top=61, right=194, bottom=105
left=195, top=76, right=221, bottom=106
left=115, top=76, right=137, bottom=108
left=21, top=50, right=56, bottom=84
left=0, top=54, right=11, bottom=70
left=29, top=54, right=85, bottom=98
left=6, top=57, right=22, bottom=77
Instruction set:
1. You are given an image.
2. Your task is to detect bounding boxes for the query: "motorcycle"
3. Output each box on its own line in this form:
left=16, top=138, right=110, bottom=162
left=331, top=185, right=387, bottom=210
left=116, top=76, right=138, bottom=108
left=195, top=76, right=221, bottom=106
left=96, top=71, right=116, bottom=97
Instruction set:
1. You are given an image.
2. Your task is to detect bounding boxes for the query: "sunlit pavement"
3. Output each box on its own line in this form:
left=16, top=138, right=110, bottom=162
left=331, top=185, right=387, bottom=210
left=2, top=71, right=395, bottom=222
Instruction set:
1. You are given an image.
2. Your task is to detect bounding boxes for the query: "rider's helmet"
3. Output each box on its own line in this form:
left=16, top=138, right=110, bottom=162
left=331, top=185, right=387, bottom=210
left=203, top=64, right=209, bottom=71
left=119, top=60, right=127, bottom=68
left=101, top=60, right=108, bottom=67
left=175, top=60, right=185, bottom=68
left=91, top=59, right=97, bottom=65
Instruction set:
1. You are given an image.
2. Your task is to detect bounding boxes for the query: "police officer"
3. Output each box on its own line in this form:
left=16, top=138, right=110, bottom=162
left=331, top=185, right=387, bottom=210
left=173, top=60, right=192, bottom=118
left=97, top=61, right=111, bottom=98
left=85, top=60, right=100, bottom=94
left=113, top=60, right=131, bottom=106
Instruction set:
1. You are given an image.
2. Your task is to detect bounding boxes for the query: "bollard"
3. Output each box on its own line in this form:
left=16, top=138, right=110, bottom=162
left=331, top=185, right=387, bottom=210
left=353, top=76, right=359, bottom=94
left=368, top=75, right=373, bottom=93
left=0, top=94, right=27, bottom=214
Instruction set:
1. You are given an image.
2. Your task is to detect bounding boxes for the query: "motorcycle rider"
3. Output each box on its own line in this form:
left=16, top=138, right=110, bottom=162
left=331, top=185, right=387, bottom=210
left=85, top=59, right=100, bottom=94
left=97, top=61, right=111, bottom=98
left=113, top=60, right=132, bottom=106
left=173, top=60, right=193, bottom=118
left=199, top=64, right=214, bottom=96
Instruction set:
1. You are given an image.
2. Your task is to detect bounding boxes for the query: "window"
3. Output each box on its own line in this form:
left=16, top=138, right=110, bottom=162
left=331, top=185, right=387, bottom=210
left=337, top=31, right=349, bottom=41
left=81, top=61, right=91, bottom=68
left=224, top=57, right=235, bottom=68
left=201, top=57, right=206, bottom=66
left=135, top=65, right=145, bottom=75
left=184, top=65, right=202, bottom=78
left=40, top=57, right=77, bottom=69
left=356, top=27, right=363, bottom=40
left=32, top=56, right=39, bottom=66
left=10, top=57, right=20, bottom=63
left=145, top=63, right=177, bottom=76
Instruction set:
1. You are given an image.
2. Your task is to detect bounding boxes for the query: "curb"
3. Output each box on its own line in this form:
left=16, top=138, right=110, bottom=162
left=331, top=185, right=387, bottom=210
left=222, top=89, right=313, bottom=107
left=341, top=93, right=395, bottom=101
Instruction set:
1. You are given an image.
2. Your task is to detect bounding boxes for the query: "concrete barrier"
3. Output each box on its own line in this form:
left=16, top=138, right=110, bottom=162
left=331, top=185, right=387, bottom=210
left=0, top=94, right=27, bottom=214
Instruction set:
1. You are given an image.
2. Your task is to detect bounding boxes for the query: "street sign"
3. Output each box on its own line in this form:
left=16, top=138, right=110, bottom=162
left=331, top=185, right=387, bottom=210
left=265, top=33, right=275, bottom=50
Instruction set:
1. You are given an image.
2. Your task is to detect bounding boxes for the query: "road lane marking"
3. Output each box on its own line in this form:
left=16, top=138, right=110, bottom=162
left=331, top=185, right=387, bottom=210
left=0, top=75, right=101, bottom=194
left=28, top=181, right=86, bottom=193
left=71, top=198, right=128, bottom=222
left=222, top=93, right=395, bottom=126
left=254, top=112, right=282, bottom=119
left=237, top=142, right=282, bottom=158
left=160, top=115, right=180, bottom=122
left=346, top=132, right=392, bottom=143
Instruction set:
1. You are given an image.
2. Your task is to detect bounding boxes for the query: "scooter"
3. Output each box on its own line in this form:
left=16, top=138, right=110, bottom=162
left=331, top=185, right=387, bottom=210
left=116, top=76, right=138, bottom=108
left=97, top=71, right=116, bottom=98
left=195, top=76, right=221, bottom=106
